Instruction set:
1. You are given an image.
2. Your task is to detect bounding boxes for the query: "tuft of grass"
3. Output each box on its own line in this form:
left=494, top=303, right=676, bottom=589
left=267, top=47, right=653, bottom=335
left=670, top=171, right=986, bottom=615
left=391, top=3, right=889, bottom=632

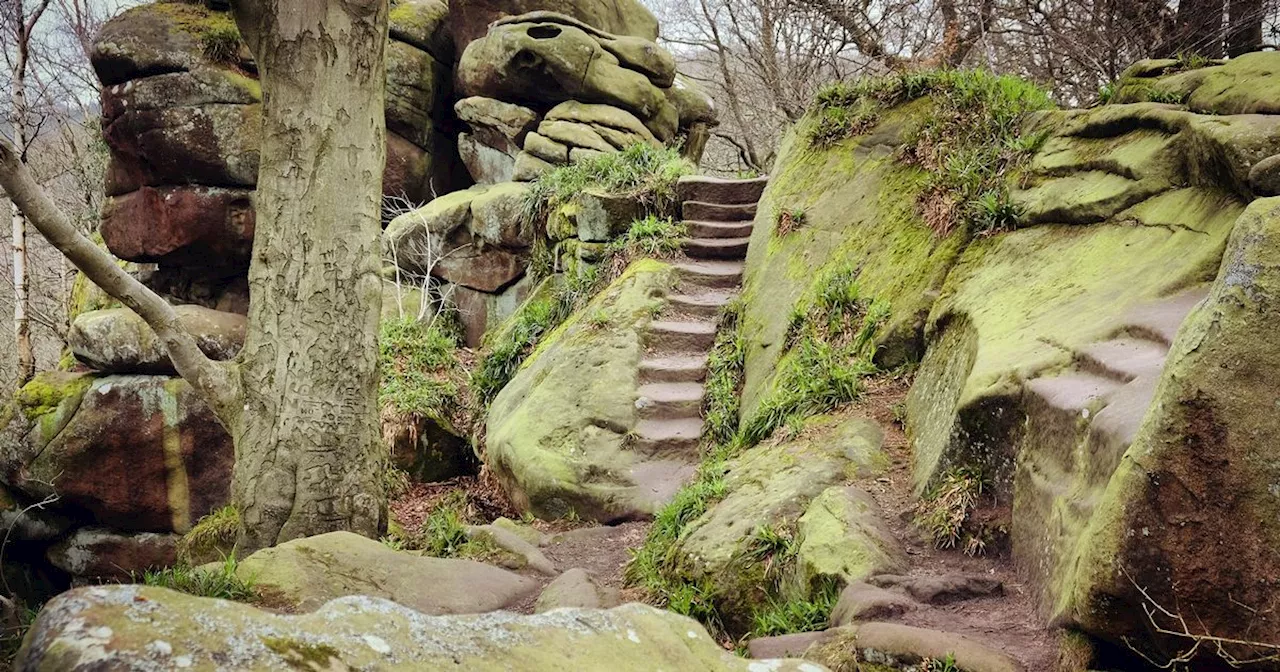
left=1, top=603, right=38, bottom=667
left=177, top=505, right=239, bottom=566
left=914, top=466, right=989, bottom=553
left=379, top=317, right=461, bottom=419
left=808, top=70, right=1053, bottom=235
left=702, top=300, right=746, bottom=446
left=749, top=578, right=841, bottom=639
left=523, top=144, right=694, bottom=228
left=775, top=207, right=806, bottom=237
left=141, top=555, right=256, bottom=602
left=200, top=23, right=241, bottom=63
left=607, top=215, right=688, bottom=260
left=382, top=491, right=501, bottom=561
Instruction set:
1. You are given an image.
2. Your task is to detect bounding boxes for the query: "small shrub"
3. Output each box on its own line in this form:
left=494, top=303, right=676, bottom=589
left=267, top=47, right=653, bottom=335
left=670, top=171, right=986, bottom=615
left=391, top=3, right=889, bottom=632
left=141, top=555, right=256, bottom=602
left=385, top=491, right=502, bottom=561
left=378, top=317, right=461, bottom=419
left=914, top=466, right=989, bottom=553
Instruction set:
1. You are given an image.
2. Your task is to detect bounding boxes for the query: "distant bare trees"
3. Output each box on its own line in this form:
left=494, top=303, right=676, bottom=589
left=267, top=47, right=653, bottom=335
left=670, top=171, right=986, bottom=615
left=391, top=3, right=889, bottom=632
left=658, top=0, right=1280, bottom=175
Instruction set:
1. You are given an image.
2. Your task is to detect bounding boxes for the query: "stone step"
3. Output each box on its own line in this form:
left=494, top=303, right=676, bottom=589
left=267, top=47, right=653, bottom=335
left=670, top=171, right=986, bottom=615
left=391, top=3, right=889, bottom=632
left=639, top=355, right=708, bottom=384
left=682, top=201, right=757, bottom=222
left=668, top=291, right=737, bottom=319
left=677, top=175, right=769, bottom=205
left=1025, top=371, right=1124, bottom=415
left=632, top=418, right=703, bottom=457
left=675, top=260, right=745, bottom=289
left=687, top=220, right=754, bottom=239
left=646, top=320, right=718, bottom=352
left=682, top=237, right=751, bottom=261
left=1076, top=338, right=1168, bottom=383
left=637, top=382, right=705, bottom=419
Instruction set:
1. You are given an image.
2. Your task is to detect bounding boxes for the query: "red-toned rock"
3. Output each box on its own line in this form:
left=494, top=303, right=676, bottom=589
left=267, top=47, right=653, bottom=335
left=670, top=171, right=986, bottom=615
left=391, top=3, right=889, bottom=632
left=101, top=186, right=254, bottom=270
left=8, top=374, right=233, bottom=534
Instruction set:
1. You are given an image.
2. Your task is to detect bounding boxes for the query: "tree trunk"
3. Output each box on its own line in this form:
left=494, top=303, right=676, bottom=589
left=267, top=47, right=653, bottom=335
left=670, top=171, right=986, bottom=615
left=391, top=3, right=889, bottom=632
left=1227, top=0, right=1264, bottom=57
left=1163, top=0, right=1225, bottom=58
left=12, top=203, right=33, bottom=386
left=228, top=0, right=389, bottom=551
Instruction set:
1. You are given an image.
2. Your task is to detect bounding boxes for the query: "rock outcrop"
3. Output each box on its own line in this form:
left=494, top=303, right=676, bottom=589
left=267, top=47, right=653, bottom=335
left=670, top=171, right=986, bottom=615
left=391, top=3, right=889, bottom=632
left=486, top=260, right=681, bottom=521
left=733, top=59, right=1280, bottom=665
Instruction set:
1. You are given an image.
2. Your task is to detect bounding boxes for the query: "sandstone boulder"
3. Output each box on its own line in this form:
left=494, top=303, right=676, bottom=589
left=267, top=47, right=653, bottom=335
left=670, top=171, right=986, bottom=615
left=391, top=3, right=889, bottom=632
left=535, top=568, right=621, bottom=612
left=100, top=186, right=255, bottom=270
left=389, top=0, right=452, bottom=63
left=68, top=305, right=246, bottom=375
left=456, top=17, right=677, bottom=140
left=456, top=97, right=541, bottom=184
left=232, top=531, right=538, bottom=614
left=486, top=260, right=687, bottom=522
left=46, top=528, right=178, bottom=581
left=103, top=103, right=261, bottom=196
left=18, top=586, right=819, bottom=671
left=385, top=183, right=532, bottom=293
left=90, top=2, right=251, bottom=86
left=1, top=372, right=232, bottom=534
left=664, top=416, right=903, bottom=634
left=448, top=0, right=660, bottom=58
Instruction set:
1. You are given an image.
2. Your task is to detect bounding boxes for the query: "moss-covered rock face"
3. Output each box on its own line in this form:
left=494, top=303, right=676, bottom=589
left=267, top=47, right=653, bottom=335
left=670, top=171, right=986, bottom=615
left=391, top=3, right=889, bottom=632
left=740, top=99, right=967, bottom=420
left=1113, top=52, right=1280, bottom=116
left=1056, top=197, right=1280, bottom=662
left=485, top=259, right=677, bottom=522
left=18, top=586, right=820, bottom=671
left=663, top=416, right=901, bottom=634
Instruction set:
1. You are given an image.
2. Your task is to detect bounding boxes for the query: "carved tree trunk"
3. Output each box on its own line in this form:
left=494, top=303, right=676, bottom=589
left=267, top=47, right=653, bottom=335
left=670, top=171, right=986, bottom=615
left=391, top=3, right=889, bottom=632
left=227, top=0, right=389, bottom=551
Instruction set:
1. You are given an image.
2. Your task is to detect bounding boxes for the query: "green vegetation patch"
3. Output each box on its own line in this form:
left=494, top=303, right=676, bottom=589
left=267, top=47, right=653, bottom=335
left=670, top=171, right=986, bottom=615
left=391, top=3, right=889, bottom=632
left=177, top=505, right=239, bottom=566
left=808, top=70, right=1053, bottom=235
left=140, top=555, right=256, bottom=602
left=381, top=491, right=502, bottom=562
left=523, top=144, right=693, bottom=226
left=378, top=316, right=473, bottom=442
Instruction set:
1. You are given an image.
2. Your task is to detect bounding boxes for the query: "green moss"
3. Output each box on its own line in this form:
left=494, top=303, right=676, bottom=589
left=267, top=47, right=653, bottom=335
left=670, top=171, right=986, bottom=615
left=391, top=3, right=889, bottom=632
left=523, top=143, right=693, bottom=228
left=260, top=636, right=343, bottom=669
left=15, top=372, right=91, bottom=421
left=379, top=317, right=462, bottom=419
left=702, top=300, right=746, bottom=446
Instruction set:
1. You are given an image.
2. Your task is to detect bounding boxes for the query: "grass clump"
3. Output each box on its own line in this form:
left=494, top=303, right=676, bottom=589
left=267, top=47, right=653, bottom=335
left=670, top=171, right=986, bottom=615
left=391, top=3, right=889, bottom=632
left=379, top=317, right=463, bottom=420
left=140, top=555, right=256, bottom=602
left=382, top=491, right=501, bottom=561
left=1, top=603, right=38, bottom=667
left=702, top=300, right=746, bottom=446
left=176, top=505, right=239, bottom=566
left=913, top=466, right=990, bottom=555
left=472, top=266, right=601, bottom=405
left=607, top=215, right=688, bottom=260
left=808, top=70, right=1053, bottom=235
left=523, top=144, right=694, bottom=226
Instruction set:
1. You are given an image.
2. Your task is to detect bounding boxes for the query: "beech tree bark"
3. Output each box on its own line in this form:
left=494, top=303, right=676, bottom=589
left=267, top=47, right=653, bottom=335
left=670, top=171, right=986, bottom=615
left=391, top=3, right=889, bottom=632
left=227, top=0, right=388, bottom=550
left=0, top=0, right=390, bottom=552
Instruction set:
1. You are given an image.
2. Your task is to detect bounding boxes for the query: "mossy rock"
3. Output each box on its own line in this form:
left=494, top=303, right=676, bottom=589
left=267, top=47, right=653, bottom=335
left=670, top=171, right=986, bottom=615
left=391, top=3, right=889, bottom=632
left=90, top=1, right=249, bottom=86
left=740, top=99, right=966, bottom=419
left=390, top=0, right=452, bottom=63
left=18, top=586, right=820, bottom=671
left=1114, top=51, right=1280, bottom=116
left=233, top=531, right=538, bottom=615
left=665, top=416, right=899, bottom=634
left=1057, top=197, right=1280, bottom=663
left=485, top=259, right=678, bottom=522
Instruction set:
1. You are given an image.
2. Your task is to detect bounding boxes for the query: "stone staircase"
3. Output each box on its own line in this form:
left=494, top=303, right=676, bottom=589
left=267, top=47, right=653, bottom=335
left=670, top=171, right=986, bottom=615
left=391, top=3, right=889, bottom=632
left=632, top=176, right=768, bottom=460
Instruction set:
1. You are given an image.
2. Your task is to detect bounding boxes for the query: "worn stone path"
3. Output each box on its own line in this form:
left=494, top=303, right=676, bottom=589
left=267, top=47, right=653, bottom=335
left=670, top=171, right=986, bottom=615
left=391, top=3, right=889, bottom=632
left=631, top=177, right=768, bottom=462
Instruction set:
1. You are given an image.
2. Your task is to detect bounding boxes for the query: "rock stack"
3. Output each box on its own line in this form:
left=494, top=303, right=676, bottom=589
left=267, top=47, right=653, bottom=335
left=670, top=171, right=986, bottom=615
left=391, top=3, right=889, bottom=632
left=387, top=0, right=719, bottom=345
